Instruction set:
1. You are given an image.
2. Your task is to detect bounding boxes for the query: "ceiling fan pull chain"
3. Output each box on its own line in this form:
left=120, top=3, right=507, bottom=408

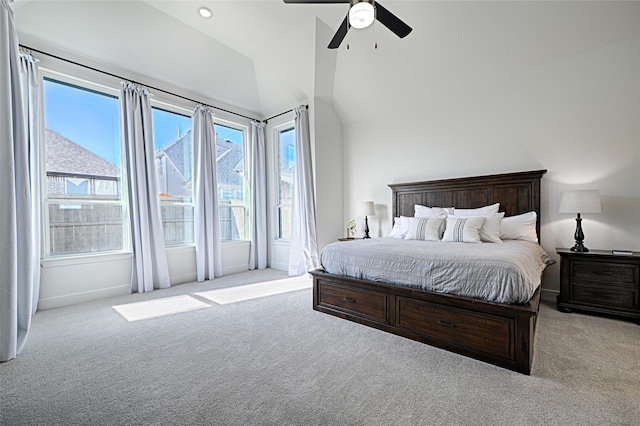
left=346, top=13, right=351, bottom=50
left=374, top=3, right=378, bottom=49
left=374, top=22, right=378, bottom=49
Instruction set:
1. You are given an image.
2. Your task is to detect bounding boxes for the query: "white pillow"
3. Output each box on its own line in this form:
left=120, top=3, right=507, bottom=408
left=453, top=203, right=500, bottom=215
left=414, top=205, right=451, bottom=218
left=389, top=216, right=411, bottom=238
left=500, top=211, right=538, bottom=243
left=404, top=217, right=445, bottom=241
left=449, top=212, right=504, bottom=243
left=442, top=216, right=486, bottom=243
left=389, top=217, right=403, bottom=237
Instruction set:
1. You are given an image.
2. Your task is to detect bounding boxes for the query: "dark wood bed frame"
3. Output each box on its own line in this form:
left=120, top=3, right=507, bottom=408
left=311, top=169, right=547, bottom=374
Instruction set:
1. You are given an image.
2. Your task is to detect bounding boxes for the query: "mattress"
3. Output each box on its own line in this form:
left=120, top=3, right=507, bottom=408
left=320, top=238, right=552, bottom=304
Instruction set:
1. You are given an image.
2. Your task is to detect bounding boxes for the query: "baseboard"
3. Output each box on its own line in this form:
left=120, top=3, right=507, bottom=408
left=38, top=285, right=130, bottom=310
left=223, top=263, right=249, bottom=276
left=540, top=288, right=559, bottom=303
left=269, top=261, right=288, bottom=272
left=170, top=272, right=197, bottom=285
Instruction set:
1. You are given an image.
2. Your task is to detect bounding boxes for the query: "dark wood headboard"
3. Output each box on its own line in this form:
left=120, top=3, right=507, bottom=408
left=388, top=170, right=547, bottom=239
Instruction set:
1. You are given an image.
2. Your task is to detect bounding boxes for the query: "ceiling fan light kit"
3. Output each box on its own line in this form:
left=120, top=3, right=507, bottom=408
left=349, top=1, right=375, bottom=29
left=283, top=0, right=411, bottom=49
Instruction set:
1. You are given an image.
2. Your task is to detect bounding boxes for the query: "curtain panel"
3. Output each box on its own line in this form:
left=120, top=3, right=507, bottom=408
left=288, top=106, right=320, bottom=276
left=120, top=81, right=170, bottom=293
left=249, top=120, right=267, bottom=270
left=0, top=0, right=41, bottom=362
left=193, top=104, right=222, bottom=281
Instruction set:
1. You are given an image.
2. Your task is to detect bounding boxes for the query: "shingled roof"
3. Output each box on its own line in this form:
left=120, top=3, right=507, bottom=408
left=45, top=129, right=119, bottom=177
left=46, top=128, right=243, bottom=187
left=157, top=130, right=243, bottom=187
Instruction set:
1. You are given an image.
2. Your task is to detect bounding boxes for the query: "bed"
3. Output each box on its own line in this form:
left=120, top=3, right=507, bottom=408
left=310, top=169, right=548, bottom=374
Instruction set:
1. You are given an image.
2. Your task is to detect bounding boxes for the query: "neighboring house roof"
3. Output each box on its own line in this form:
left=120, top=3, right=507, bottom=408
left=46, top=128, right=243, bottom=187
left=157, top=130, right=192, bottom=182
left=215, top=137, right=243, bottom=187
left=157, top=130, right=243, bottom=187
left=45, top=129, right=119, bottom=177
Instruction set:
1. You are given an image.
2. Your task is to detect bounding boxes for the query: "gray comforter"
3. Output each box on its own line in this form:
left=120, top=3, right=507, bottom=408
left=320, top=238, right=552, bottom=304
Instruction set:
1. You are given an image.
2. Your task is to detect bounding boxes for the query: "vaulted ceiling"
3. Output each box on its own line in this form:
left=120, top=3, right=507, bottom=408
left=13, top=1, right=640, bottom=124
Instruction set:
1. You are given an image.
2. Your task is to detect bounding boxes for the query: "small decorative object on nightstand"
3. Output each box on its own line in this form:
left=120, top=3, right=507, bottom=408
left=346, top=219, right=356, bottom=239
left=558, top=190, right=601, bottom=252
left=557, top=248, right=640, bottom=324
left=357, top=201, right=375, bottom=239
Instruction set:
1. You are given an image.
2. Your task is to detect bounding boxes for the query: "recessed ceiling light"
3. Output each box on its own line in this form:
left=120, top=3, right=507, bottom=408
left=198, top=7, right=212, bottom=18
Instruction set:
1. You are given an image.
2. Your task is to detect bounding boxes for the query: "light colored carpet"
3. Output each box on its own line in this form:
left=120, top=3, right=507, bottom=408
left=113, top=295, right=211, bottom=322
left=1, top=268, right=639, bottom=425
left=195, top=276, right=312, bottom=305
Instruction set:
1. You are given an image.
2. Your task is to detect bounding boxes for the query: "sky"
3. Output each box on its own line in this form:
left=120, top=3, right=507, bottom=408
left=44, top=78, right=243, bottom=166
left=280, top=127, right=295, bottom=164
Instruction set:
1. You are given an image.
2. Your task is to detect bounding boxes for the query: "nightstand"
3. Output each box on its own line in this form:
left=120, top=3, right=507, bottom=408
left=557, top=248, right=640, bottom=324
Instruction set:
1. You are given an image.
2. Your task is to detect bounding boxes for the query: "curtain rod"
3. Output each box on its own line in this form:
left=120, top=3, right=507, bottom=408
left=19, top=44, right=261, bottom=123
left=265, top=104, right=308, bottom=123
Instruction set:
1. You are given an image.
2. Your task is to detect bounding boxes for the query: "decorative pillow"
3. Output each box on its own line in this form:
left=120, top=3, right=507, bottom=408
left=453, top=203, right=500, bottom=215
left=442, top=216, right=486, bottom=243
left=500, top=211, right=538, bottom=243
left=389, top=216, right=411, bottom=238
left=404, top=217, right=445, bottom=241
left=414, top=205, right=451, bottom=218
left=449, top=212, right=505, bottom=243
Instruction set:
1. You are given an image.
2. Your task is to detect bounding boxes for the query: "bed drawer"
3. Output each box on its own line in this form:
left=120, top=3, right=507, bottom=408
left=317, top=282, right=388, bottom=323
left=396, top=297, right=514, bottom=359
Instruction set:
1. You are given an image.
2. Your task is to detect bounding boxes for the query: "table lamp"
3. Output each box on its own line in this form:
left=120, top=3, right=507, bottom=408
left=558, top=190, right=601, bottom=252
left=357, top=201, right=376, bottom=239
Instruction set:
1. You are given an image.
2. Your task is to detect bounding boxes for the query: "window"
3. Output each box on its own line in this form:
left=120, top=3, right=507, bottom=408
left=214, top=122, right=246, bottom=241
left=151, top=106, right=194, bottom=247
left=43, top=77, right=125, bottom=256
left=277, top=127, right=295, bottom=240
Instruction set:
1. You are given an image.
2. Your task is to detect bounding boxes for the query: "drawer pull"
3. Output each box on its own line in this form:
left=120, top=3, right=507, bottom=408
left=593, top=270, right=614, bottom=276
left=343, top=297, right=356, bottom=303
left=437, top=320, right=456, bottom=328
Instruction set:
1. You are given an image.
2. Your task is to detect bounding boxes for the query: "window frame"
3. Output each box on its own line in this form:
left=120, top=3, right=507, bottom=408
left=213, top=117, right=250, bottom=243
left=271, top=121, right=295, bottom=241
left=39, top=66, right=254, bottom=258
left=40, top=69, right=131, bottom=259
left=150, top=100, right=195, bottom=248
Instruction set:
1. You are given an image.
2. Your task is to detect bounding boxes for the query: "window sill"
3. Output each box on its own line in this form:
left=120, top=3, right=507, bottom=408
left=41, top=251, right=132, bottom=268
left=221, top=240, right=250, bottom=247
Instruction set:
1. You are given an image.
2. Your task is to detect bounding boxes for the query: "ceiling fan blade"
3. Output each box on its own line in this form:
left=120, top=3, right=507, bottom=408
left=283, top=0, right=348, bottom=3
left=375, top=2, right=412, bottom=38
left=328, top=15, right=349, bottom=49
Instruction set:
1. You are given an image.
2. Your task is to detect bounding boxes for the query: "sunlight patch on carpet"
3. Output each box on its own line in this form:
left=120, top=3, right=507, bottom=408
left=195, top=276, right=312, bottom=305
left=113, top=295, right=211, bottom=322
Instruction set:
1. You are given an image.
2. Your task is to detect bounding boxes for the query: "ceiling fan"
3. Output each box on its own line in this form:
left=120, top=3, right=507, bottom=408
left=283, top=0, right=412, bottom=49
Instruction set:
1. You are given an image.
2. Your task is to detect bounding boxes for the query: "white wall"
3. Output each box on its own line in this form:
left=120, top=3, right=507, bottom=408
left=312, top=98, right=344, bottom=251
left=340, top=33, right=640, bottom=301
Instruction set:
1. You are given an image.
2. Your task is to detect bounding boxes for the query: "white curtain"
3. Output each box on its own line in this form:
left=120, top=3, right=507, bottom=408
left=120, top=81, right=170, bottom=293
left=249, top=120, right=267, bottom=270
left=193, top=105, right=222, bottom=281
left=0, top=0, right=41, bottom=362
left=288, top=106, right=320, bottom=276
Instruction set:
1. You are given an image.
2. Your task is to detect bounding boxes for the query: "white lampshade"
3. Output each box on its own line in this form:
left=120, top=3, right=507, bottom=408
left=357, top=201, right=376, bottom=216
left=559, top=190, right=602, bottom=214
left=349, top=1, right=375, bottom=29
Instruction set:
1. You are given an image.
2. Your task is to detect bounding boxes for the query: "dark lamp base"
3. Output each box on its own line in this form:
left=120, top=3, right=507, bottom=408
left=570, top=244, right=589, bottom=252
left=571, top=215, right=588, bottom=252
